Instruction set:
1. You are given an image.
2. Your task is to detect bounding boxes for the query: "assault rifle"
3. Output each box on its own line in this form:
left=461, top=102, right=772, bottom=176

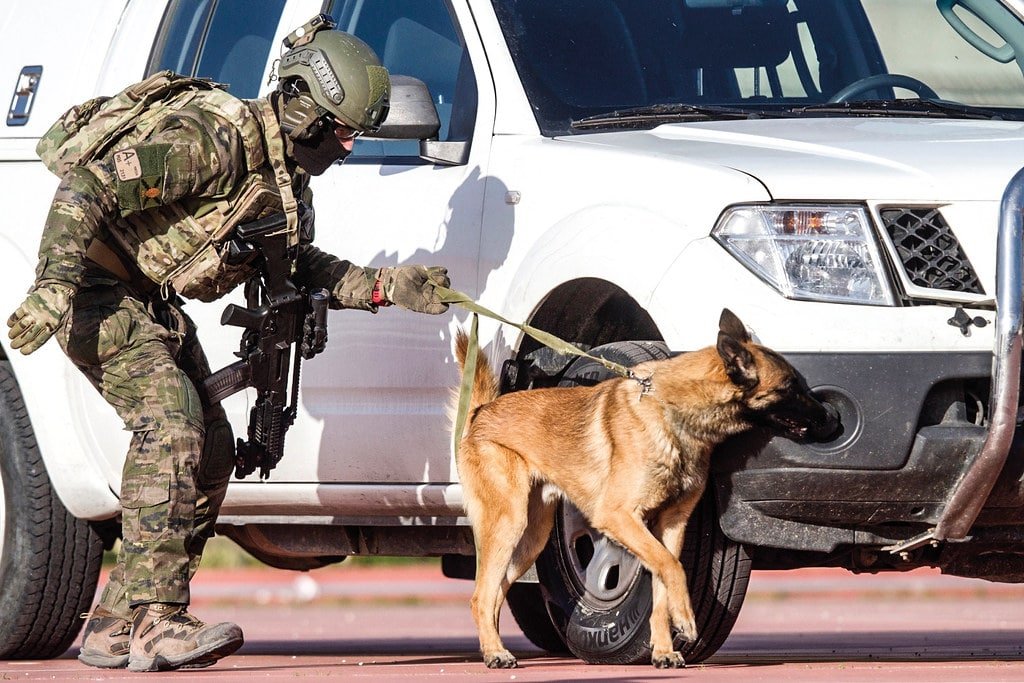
left=200, top=212, right=329, bottom=480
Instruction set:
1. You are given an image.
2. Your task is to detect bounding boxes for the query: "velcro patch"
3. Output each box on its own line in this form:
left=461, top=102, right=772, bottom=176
left=113, top=149, right=142, bottom=181
left=114, top=143, right=171, bottom=213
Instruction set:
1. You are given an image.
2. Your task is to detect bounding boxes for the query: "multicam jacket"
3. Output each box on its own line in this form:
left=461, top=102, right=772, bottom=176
left=33, top=92, right=379, bottom=310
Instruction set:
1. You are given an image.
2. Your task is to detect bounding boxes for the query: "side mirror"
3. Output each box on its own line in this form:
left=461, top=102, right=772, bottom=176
left=367, top=75, right=440, bottom=141
left=365, top=75, right=470, bottom=166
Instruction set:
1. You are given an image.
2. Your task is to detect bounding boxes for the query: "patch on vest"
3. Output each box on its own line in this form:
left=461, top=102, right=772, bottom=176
left=114, top=143, right=171, bottom=213
left=113, top=149, right=142, bottom=181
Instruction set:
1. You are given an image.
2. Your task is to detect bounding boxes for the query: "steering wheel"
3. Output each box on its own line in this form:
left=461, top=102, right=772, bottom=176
left=828, top=74, right=939, bottom=103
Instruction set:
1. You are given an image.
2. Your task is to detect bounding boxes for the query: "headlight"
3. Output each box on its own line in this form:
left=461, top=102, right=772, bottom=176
left=712, top=204, right=896, bottom=306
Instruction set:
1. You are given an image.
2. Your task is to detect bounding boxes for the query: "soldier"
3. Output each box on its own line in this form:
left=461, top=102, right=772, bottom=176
left=6, top=19, right=449, bottom=672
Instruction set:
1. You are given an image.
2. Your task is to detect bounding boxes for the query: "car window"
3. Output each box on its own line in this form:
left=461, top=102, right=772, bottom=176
left=328, top=0, right=478, bottom=161
left=494, top=0, right=1024, bottom=136
left=148, top=0, right=285, bottom=98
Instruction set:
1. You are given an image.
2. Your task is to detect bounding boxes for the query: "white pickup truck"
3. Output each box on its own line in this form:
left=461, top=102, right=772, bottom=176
left=3, top=0, right=1024, bottom=666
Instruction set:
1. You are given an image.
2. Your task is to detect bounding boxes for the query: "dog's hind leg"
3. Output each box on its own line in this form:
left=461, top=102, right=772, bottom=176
left=647, top=492, right=703, bottom=668
left=465, top=444, right=532, bottom=669
left=506, top=485, right=558, bottom=585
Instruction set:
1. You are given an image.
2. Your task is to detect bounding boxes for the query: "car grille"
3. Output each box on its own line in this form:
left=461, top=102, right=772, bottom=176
left=879, top=207, right=984, bottom=295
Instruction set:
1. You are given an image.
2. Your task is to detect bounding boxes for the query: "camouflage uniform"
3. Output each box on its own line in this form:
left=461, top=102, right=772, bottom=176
left=32, top=94, right=380, bottom=616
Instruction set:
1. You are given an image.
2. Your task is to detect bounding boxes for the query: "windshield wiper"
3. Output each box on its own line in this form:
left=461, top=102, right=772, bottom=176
left=571, top=103, right=774, bottom=130
left=790, top=99, right=1011, bottom=120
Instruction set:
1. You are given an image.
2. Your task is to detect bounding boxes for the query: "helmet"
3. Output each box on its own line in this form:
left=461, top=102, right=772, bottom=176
left=276, top=15, right=391, bottom=140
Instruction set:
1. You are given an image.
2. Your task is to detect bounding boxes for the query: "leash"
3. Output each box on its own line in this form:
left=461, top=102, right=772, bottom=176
left=437, top=286, right=644, bottom=455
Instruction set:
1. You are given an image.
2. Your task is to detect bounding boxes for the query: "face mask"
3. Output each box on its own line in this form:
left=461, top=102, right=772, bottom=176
left=289, top=124, right=350, bottom=176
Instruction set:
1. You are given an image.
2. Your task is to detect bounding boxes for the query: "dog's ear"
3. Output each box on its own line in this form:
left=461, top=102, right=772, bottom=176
left=719, top=308, right=750, bottom=343
left=717, top=331, right=759, bottom=391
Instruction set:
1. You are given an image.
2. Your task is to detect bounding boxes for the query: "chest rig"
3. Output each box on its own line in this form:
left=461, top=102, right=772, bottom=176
left=37, top=70, right=301, bottom=302
left=108, top=96, right=301, bottom=302
left=113, top=96, right=303, bottom=301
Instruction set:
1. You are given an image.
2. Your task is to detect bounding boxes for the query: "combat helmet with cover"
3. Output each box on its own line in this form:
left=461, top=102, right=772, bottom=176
left=276, top=14, right=391, bottom=140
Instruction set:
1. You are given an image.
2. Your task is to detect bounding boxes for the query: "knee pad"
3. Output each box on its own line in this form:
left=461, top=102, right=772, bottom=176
left=199, top=416, right=235, bottom=487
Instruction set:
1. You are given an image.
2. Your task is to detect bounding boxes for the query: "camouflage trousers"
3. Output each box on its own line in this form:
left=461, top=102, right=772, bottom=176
left=57, top=275, right=235, bottom=616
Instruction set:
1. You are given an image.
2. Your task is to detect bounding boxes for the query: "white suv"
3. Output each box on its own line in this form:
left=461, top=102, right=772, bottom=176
left=2, top=0, right=1024, bottom=666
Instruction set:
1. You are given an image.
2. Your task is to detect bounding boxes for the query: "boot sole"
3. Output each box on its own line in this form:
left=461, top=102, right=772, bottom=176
left=77, top=652, right=129, bottom=669
left=127, top=629, right=243, bottom=672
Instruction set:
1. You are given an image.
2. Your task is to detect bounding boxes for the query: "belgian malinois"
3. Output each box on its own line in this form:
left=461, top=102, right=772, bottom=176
left=453, top=309, right=839, bottom=669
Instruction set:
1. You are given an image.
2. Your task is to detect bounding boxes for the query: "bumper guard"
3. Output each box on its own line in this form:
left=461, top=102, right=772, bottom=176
left=886, top=167, right=1024, bottom=554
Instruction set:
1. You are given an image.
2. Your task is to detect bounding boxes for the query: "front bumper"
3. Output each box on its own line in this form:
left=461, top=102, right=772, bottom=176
left=714, top=350, right=993, bottom=552
left=715, top=168, right=1024, bottom=554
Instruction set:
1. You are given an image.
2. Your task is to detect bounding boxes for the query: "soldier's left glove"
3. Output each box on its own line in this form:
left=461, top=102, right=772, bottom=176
left=7, top=283, right=74, bottom=355
left=373, top=266, right=451, bottom=315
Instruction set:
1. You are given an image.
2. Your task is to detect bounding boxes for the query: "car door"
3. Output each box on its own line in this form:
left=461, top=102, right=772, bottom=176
left=289, top=0, right=492, bottom=484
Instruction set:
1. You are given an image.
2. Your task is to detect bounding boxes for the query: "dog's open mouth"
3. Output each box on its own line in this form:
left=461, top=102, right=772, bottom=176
left=770, top=405, right=842, bottom=443
left=773, top=415, right=810, bottom=440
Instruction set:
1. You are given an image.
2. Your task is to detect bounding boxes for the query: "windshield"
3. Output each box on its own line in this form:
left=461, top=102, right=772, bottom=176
left=492, top=0, right=1024, bottom=135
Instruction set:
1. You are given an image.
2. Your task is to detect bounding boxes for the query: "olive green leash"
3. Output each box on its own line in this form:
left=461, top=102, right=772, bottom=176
left=437, top=286, right=642, bottom=455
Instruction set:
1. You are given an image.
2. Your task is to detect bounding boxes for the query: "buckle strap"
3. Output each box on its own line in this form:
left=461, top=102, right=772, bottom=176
left=255, top=98, right=299, bottom=247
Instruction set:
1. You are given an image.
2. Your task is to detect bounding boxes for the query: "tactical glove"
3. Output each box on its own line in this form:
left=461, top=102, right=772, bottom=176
left=7, top=283, right=74, bottom=355
left=375, top=266, right=450, bottom=315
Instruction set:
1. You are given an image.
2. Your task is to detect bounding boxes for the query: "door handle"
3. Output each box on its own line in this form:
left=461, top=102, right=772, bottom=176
left=7, top=65, right=42, bottom=126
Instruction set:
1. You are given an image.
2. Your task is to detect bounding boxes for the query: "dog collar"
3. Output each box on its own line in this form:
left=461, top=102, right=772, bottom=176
left=628, top=371, right=654, bottom=400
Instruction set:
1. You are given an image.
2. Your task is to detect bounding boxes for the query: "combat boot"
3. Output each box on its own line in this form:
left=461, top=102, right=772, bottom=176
left=127, top=602, right=243, bottom=672
left=78, top=604, right=131, bottom=668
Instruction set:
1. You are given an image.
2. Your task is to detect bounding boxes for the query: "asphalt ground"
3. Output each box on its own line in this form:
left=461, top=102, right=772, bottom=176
left=5, top=564, right=1024, bottom=681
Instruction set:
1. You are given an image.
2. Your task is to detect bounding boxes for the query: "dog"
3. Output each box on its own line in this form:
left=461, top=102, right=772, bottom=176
left=453, top=309, right=839, bottom=669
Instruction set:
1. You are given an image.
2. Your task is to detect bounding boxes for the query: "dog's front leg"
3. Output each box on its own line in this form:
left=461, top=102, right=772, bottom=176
left=592, top=510, right=692, bottom=666
left=647, top=495, right=702, bottom=668
left=649, top=575, right=683, bottom=668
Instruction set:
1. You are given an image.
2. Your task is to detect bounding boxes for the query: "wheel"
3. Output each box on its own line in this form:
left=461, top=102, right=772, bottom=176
left=828, top=73, right=938, bottom=103
left=506, top=582, right=569, bottom=654
left=533, top=341, right=751, bottom=665
left=0, top=361, right=104, bottom=658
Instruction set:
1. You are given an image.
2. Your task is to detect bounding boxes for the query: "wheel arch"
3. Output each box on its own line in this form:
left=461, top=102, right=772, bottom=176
left=517, top=277, right=663, bottom=361
left=0, top=243, right=120, bottom=522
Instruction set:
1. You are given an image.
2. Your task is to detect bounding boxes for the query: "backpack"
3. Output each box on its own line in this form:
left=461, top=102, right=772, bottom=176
left=36, top=70, right=226, bottom=177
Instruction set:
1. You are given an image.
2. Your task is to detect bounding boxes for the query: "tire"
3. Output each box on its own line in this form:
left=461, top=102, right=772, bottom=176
left=0, top=361, right=104, bottom=659
left=505, top=582, right=569, bottom=654
left=534, top=341, right=751, bottom=665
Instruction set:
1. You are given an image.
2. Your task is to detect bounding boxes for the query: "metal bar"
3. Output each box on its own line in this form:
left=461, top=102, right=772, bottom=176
left=933, top=166, right=1024, bottom=540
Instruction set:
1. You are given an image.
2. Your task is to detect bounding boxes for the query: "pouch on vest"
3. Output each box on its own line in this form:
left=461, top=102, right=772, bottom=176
left=110, top=169, right=285, bottom=302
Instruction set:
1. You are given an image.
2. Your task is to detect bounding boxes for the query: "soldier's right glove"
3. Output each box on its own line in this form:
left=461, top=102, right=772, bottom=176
left=6, top=283, right=74, bottom=355
left=374, top=266, right=451, bottom=315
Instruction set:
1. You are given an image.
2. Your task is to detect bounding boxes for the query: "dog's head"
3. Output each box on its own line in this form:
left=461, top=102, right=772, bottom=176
left=716, top=309, right=840, bottom=443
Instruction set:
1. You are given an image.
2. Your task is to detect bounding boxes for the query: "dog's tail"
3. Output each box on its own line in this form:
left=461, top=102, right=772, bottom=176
left=452, top=328, right=500, bottom=441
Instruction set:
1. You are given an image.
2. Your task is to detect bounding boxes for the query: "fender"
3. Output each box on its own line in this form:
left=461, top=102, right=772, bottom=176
left=0, top=235, right=121, bottom=520
left=491, top=197, right=760, bottom=352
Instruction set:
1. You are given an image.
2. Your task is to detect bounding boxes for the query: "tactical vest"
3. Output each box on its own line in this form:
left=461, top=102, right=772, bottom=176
left=37, top=71, right=299, bottom=302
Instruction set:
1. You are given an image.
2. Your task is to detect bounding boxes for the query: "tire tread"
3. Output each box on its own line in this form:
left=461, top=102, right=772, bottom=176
left=0, top=361, right=103, bottom=659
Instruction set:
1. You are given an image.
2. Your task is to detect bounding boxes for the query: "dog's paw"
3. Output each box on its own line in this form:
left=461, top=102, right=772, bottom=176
left=651, top=651, right=686, bottom=669
left=484, top=650, right=518, bottom=669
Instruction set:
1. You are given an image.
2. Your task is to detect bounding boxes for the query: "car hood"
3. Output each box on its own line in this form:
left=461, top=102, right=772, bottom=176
left=560, top=117, right=1024, bottom=201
